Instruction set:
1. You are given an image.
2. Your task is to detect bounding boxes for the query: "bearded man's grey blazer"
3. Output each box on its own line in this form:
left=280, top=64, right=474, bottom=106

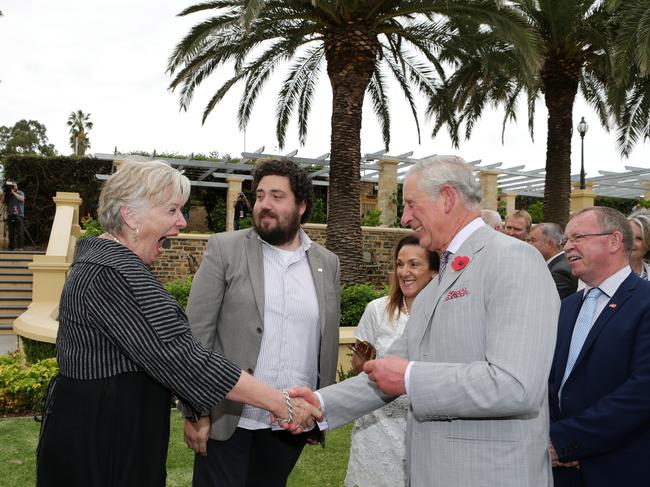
left=186, top=227, right=341, bottom=441
left=319, top=225, right=559, bottom=487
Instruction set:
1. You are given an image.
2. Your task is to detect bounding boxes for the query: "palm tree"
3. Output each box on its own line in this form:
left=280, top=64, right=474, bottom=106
left=67, top=110, right=93, bottom=156
left=608, top=0, right=650, bottom=76
left=167, top=0, right=537, bottom=283
left=606, top=0, right=650, bottom=156
left=432, top=0, right=617, bottom=226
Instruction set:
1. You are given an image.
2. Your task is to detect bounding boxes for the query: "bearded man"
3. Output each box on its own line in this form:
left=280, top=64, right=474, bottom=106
left=182, top=159, right=341, bottom=487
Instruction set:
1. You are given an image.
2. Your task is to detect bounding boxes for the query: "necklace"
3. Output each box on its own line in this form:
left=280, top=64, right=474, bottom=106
left=402, top=295, right=410, bottom=316
left=101, top=232, right=123, bottom=245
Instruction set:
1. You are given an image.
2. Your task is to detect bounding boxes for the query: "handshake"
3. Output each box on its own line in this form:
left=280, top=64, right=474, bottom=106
left=272, top=387, right=322, bottom=434
left=272, top=353, right=411, bottom=435
left=184, top=355, right=409, bottom=455
left=183, top=386, right=323, bottom=455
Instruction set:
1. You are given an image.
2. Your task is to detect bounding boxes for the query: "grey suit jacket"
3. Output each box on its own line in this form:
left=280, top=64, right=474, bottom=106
left=320, top=226, right=559, bottom=487
left=186, top=228, right=341, bottom=441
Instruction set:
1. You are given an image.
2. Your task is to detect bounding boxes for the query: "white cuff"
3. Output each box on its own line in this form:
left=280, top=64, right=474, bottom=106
left=404, top=361, right=415, bottom=396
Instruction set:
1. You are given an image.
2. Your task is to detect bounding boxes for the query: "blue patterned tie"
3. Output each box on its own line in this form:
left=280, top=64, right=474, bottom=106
left=560, top=287, right=604, bottom=391
left=438, top=251, right=452, bottom=283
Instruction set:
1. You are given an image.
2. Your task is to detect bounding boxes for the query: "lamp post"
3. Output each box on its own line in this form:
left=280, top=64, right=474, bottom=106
left=577, top=116, right=589, bottom=189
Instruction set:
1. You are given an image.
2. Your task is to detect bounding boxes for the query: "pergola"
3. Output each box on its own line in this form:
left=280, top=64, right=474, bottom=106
left=95, top=150, right=650, bottom=229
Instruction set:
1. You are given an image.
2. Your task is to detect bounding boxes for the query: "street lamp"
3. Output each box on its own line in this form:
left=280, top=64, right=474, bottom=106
left=577, top=116, right=589, bottom=189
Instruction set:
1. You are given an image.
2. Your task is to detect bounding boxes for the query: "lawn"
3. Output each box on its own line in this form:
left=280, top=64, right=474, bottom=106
left=0, top=413, right=352, bottom=486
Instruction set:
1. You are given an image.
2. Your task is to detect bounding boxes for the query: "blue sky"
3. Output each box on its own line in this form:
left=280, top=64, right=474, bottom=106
left=1, top=0, right=648, bottom=177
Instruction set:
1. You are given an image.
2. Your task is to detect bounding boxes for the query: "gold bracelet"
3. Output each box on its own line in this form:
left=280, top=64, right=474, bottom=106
left=274, top=389, right=293, bottom=425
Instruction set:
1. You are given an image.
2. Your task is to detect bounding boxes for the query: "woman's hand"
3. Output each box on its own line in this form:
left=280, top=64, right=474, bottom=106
left=184, top=416, right=211, bottom=456
left=272, top=389, right=322, bottom=434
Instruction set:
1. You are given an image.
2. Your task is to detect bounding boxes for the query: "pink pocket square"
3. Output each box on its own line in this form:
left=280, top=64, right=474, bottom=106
left=445, top=287, right=470, bottom=301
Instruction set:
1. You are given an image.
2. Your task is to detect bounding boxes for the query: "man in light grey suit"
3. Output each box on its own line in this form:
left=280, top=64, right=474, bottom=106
left=183, top=159, right=340, bottom=487
left=293, top=155, right=559, bottom=487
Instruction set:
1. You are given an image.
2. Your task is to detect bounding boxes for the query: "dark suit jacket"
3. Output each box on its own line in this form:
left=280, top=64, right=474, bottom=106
left=549, top=272, right=650, bottom=487
left=548, top=253, right=578, bottom=299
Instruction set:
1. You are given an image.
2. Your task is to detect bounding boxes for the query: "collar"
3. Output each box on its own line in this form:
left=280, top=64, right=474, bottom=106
left=546, top=251, right=565, bottom=265
left=446, top=217, right=485, bottom=255
left=258, top=227, right=312, bottom=253
left=583, top=265, right=631, bottom=298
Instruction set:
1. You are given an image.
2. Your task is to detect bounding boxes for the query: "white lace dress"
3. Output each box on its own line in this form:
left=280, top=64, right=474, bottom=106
left=344, top=296, right=409, bottom=487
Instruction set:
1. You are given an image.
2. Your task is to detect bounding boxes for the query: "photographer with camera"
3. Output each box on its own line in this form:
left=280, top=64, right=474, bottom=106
left=1, top=181, right=26, bottom=250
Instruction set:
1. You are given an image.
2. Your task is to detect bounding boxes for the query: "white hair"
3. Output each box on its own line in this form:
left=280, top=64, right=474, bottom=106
left=408, top=155, right=481, bottom=209
left=481, top=209, right=503, bottom=228
left=98, top=160, right=190, bottom=235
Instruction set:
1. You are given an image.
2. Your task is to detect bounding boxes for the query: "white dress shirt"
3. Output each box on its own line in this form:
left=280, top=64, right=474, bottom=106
left=238, top=229, right=321, bottom=430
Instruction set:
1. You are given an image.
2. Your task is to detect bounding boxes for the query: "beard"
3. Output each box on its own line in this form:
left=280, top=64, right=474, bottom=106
left=253, top=208, right=302, bottom=246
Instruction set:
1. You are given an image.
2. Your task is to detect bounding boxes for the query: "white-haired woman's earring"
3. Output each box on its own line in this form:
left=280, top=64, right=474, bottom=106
left=133, top=227, right=139, bottom=243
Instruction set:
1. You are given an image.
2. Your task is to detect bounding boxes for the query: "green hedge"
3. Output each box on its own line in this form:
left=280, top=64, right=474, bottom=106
left=2, top=155, right=112, bottom=244
left=22, top=338, right=56, bottom=364
left=164, top=277, right=193, bottom=310
left=0, top=353, right=58, bottom=415
left=340, top=283, right=386, bottom=326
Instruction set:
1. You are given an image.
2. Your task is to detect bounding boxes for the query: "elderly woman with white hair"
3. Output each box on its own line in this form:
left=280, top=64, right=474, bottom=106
left=36, top=161, right=319, bottom=487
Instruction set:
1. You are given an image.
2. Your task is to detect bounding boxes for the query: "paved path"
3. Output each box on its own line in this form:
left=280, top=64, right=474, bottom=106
left=0, top=334, right=19, bottom=355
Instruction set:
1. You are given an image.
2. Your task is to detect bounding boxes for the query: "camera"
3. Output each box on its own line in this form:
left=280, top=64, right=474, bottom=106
left=3, top=181, right=15, bottom=194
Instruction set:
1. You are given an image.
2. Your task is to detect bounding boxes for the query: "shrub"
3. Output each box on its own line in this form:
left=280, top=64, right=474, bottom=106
left=526, top=201, right=544, bottom=223
left=164, top=277, right=193, bottom=310
left=238, top=216, right=252, bottom=229
left=22, top=337, right=56, bottom=364
left=309, top=197, right=327, bottom=224
left=340, top=283, right=386, bottom=327
left=2, top=155, right=112, bottom=244
left=79, top=215, right=103, bottom=238
left=361, top=209, right=382, bottom=227
left=0, top=353, right=58, bottom=414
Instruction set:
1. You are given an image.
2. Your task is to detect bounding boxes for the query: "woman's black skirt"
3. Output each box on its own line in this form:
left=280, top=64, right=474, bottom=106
left=36, top=372, right=172, bottom=487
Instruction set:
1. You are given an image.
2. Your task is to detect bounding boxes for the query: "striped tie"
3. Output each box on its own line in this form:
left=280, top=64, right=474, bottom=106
left=560, top=287, right=604, bottom=392
left=438, top=251, right=453, bottom=283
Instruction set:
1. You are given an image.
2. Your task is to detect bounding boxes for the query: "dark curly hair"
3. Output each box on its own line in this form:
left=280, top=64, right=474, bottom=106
left=252, top=159, right=314, bottom=223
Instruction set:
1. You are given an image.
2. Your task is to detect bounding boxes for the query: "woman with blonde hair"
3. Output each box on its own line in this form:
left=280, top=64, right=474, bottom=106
left=36, top=161, right=318, bottom=487
left=628, top=209, right=650, bottom=280
left=346, top=234, right=438, bottom=487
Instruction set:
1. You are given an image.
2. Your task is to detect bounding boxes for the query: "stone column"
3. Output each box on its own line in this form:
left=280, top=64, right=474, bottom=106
left=504, top=193, right=517, bottom=217
left=479, top=170, right=499, bottom=210
left=15, top=192, right=82, bottom=343
left=377, top=159, right=399, bottom=227
left=570, top=182, right=596, bottom=214
left=226, top=176, right=244, bottom=232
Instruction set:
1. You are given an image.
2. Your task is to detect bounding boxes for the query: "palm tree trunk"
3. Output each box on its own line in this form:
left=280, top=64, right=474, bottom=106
left=324, top=28, right=378, bottom=284
left=542, top=56, right=580, bottom=227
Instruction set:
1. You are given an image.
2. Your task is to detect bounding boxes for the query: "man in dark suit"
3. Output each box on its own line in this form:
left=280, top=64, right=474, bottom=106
left=549, top=206, right=650, bottom=487
left=528, top=223, right=578, bottom=299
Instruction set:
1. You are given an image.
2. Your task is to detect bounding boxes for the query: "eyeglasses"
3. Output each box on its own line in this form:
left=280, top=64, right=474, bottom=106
left=560, top=232, right=613, bottom=247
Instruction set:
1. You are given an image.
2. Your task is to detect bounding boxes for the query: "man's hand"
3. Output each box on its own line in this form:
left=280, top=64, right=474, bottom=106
left=288, top=386, right=320, bottom=408
left=184, top=416, right=211, bottom=456
left=549, top=441, right=580, bottom=469
left=364, top=355, right=408, bottom=396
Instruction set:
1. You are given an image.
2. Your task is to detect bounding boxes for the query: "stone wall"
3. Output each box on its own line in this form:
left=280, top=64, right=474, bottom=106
left=151, top=224, right=413, bottom=285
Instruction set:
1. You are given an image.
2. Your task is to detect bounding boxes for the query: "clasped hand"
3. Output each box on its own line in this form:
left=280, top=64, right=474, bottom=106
left=184, top=394, right=322, bottom=456
left=272, top=394, right=322, bottom=434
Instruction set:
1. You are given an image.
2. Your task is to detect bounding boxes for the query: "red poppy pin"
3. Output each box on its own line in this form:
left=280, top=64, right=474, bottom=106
left=451, top=255, right=470, bottom=271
